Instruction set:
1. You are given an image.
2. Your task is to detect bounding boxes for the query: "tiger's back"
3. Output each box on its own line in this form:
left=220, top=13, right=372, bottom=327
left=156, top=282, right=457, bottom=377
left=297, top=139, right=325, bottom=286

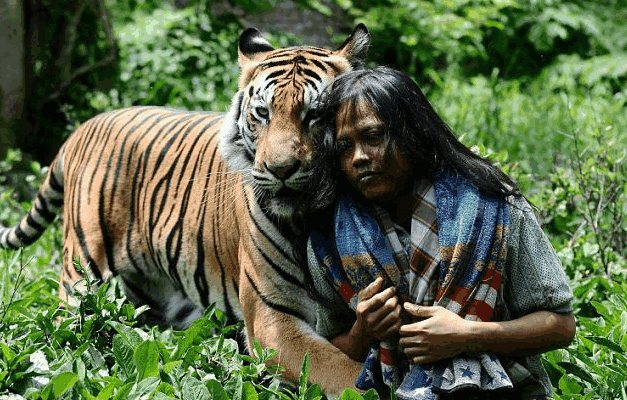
left=58, top=107, right=240, bottom=326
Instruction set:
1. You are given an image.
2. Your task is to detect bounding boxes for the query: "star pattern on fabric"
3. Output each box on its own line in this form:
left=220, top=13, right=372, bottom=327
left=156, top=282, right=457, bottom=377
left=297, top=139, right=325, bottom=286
left=460, top=366, right=474, bottom=378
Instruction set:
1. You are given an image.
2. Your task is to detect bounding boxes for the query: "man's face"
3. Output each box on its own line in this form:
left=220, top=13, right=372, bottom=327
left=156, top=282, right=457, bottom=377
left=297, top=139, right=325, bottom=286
left=335, top=101, right=412, bottom=204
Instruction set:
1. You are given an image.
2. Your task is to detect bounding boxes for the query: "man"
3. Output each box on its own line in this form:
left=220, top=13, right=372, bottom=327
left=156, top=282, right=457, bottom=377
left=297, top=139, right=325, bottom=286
left=304, top=66, right=575, bottom=400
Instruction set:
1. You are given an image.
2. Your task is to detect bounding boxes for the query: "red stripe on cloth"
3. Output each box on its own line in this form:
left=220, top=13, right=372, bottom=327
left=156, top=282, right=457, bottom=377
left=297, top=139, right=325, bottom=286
left=339, top=282, right=355, bottom=303
left=468, top=299, right=495, bottom=321
left=380, top=346, right=396, bottom=365
left=451, top=286, right=471, bottom=305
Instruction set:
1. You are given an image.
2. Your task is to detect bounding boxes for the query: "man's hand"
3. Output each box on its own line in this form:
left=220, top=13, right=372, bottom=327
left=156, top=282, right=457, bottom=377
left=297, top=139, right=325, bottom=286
left=331, top=277, right=402, bottom=361
left=353, top=276, right=403, bottom=342
left=398, top=303, right=472, bottom=364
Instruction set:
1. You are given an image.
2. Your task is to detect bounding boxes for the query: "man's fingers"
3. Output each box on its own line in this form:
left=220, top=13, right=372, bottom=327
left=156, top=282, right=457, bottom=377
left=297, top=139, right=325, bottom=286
left=358, top=276, right=386, bottom=301
left=360, top=294, right=399, bottom=323
left=410, top=355, right=432, bottom=365
left=371, top=304, right=402, bottom=333
left=358, top=287, right=397, bottom=315
left=403, top=303, right=439, bottom=318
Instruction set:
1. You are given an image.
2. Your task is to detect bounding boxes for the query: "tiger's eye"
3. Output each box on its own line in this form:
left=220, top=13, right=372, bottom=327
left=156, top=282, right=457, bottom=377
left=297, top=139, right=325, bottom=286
left=255, top=107, right=269, bottom=120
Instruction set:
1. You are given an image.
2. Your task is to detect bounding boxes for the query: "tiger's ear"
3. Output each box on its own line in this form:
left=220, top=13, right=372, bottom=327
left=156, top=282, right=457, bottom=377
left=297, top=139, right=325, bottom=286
left=238, top=27, right=275, bottom=66
left=335, top=24, right=370, bottom=67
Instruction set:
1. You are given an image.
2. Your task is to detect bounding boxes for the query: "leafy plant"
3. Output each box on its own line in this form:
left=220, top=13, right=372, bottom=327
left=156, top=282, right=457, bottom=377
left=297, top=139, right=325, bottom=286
left=544, top=279, right=627, bottom=399
left=90, top=2, right=242, bottom=114
left=0, top=253, right=296, bottom=399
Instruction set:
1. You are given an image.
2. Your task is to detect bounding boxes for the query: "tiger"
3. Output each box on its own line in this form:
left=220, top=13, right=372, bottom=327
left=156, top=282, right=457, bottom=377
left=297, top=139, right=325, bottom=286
left=0, top=25, right=369, bottom=395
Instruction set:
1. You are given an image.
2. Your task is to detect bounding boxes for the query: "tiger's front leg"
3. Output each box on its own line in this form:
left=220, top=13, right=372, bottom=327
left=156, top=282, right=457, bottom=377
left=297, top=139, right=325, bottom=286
left=238, top=251, right=363, bottom=397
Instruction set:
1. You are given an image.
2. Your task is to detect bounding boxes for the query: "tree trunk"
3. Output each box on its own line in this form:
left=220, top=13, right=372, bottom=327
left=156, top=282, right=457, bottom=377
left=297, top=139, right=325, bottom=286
left=0, top=0, right=24, bottom=160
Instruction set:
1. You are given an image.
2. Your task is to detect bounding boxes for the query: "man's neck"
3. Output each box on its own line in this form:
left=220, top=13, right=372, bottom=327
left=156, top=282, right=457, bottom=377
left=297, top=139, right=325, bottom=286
left=381, top=187, right=415, bottom=227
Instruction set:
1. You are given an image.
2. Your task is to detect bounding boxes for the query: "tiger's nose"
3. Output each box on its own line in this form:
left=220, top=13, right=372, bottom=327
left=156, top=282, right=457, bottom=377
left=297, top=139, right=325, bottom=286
left=266, top=160, right=301, bottom=181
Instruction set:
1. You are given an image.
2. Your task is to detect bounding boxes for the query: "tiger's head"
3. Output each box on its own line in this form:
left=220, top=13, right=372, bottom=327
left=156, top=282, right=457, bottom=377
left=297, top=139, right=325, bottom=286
left=220, top=25, right=370, bottom=221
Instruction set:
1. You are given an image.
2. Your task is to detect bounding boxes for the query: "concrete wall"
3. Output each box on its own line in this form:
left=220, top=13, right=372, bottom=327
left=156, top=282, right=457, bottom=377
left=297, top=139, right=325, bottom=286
left=211, top=0, right=346, bottom=48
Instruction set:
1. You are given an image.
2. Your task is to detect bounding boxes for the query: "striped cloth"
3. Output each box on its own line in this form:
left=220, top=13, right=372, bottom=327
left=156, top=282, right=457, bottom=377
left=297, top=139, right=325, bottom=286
left=310, top=170, right=526, bottom=398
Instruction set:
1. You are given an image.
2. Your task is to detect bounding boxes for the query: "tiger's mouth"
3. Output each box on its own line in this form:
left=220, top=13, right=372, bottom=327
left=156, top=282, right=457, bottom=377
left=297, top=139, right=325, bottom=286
left=275, top=187, right=302, bottom=198
left=254, top=186, right=306, bottom=221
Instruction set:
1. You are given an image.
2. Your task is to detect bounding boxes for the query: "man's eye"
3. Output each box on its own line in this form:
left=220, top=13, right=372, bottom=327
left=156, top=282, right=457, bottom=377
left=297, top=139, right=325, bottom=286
left=364, top=131, right=384, bottom=142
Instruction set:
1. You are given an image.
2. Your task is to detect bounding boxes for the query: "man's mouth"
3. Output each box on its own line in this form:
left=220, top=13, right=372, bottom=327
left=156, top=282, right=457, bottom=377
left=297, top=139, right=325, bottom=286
left=356, top=171, right=381, bottom=183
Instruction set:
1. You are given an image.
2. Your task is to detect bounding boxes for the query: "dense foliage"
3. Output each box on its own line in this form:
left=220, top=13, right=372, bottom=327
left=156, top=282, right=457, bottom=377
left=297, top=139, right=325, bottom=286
left=1, top=0, right=626, bottom=398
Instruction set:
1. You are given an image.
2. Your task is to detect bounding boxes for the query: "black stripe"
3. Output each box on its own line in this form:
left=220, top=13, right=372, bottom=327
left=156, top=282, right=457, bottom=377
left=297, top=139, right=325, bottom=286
left=174, top=302, right=198, bottom=322
left=35, top=194, right=56, bottom=223
left=302, top=68, right=322, bottom=82
left=247, top=199, right=298, bottom=265
left=194, top=132, right=222, bottom=309
left=194, top=219, right=209, bottom=309
left=49, top=197, right=63, bottom=209
left=86, top=256, right=104, bottom=282
left=73, top=187, right=105, bottom=281
left=14, top=225, right=35, bottom=246
left=309, top=58, right=328, bottom=72
left=244, top=196, right=306, bottom=291
left=249, top=230, right=305, bottom=290
left=245, top=270, right=307, bottom=321
left=265, top=70, right=285, bottom=81
left=303, top=49, right=332, bottom=57
left=94, top=109, right=151, bottom=276
left=26, top=213, right=44, bottom=232
left=48, top=170, right=63, bottom=193
left=263, top=60, right=295, bottom=69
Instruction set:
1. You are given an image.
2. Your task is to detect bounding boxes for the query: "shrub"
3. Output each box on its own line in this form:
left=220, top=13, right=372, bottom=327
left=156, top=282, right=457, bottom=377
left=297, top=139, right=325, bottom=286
left=88, top=2, right=242, bottom=114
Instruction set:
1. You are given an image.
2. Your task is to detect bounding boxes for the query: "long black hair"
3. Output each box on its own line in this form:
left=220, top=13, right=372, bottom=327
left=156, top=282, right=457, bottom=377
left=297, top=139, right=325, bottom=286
left=301, top=66, right=522, bottom=219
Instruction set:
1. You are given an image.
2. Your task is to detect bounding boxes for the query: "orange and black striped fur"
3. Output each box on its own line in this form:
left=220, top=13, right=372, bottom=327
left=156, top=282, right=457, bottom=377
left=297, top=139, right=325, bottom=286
left=0, top=26, right=369, bottom=394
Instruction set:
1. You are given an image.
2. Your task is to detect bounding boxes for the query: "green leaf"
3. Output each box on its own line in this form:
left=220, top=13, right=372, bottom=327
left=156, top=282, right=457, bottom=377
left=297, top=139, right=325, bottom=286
left=558, top=374, right=583, bottom=395
left=0, top=342, right=16, bottom=363
left=224, top=374, right=243, bottom=400
left=241, top=382, right=259, bottom=400
left=362, top=389, right=381, bottom=400
left=135, top=340, right=159, bottom=380
left=107, top=320, right=145, bottom=348
left=96, top=382, right=117, bottom=400
left=152, top=393, right=177, bottom=400
left=586, top=335, right=626, bottom=355
left=50, top=371, right=79, bottom=398
left=338, top=388, right=366, bottom=400
left=113, top=334, right=136, bottom=380
left=135, top=377, right=161, bottom=396
left=181, top=375, right=210, bottom=400
left=162, top=360, right=182, bottom=374
left=252, top=338, right=264, bottom=359
left=298, top=352, right=311, bottom=393
left=112, top=382, right=134, bottom=400
left=303, top=383, right=323, bottom=400
left=557, top=361, right=595, bottom=384
left=207, top=378, right=230, bottom=400
left=591, top=300, right=613, bottom=321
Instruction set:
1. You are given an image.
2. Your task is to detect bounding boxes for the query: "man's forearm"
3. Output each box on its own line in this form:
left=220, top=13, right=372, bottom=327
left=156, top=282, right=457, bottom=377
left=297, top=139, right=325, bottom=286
left=464, top=311, right=576, bottom=357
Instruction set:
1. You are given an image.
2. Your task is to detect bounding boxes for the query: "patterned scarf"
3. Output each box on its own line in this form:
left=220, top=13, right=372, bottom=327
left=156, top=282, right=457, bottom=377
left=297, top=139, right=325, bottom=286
left=310, top=170, right=524, bottom=398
